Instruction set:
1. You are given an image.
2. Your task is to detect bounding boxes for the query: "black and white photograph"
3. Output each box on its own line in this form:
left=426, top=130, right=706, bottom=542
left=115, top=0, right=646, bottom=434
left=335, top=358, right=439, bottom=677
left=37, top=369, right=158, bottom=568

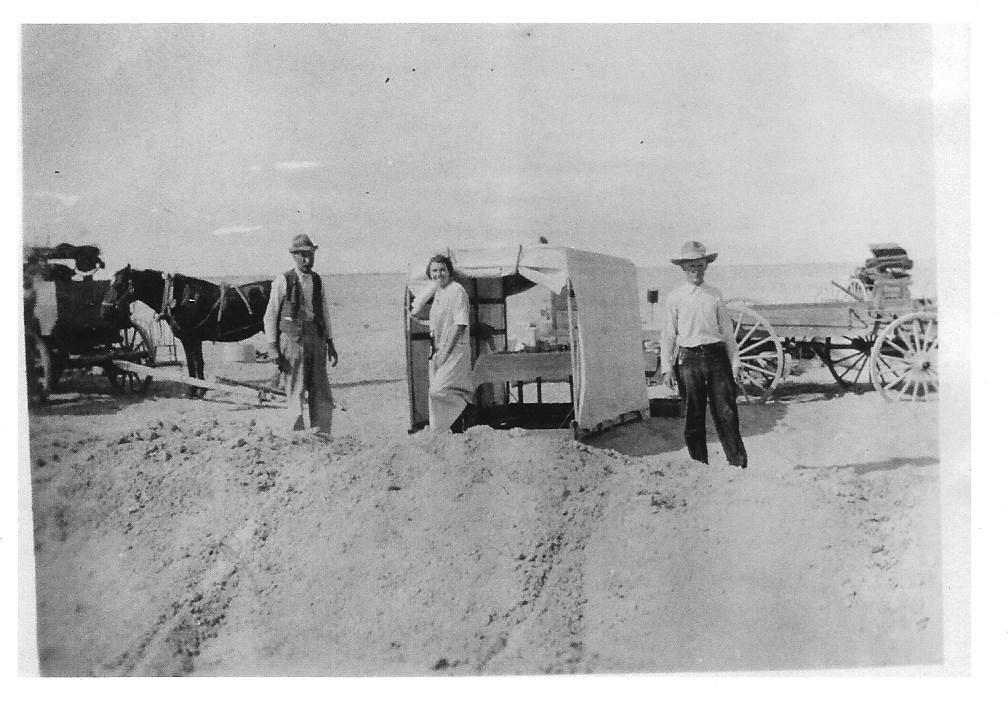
left=14, top=17, right=977, bottom=693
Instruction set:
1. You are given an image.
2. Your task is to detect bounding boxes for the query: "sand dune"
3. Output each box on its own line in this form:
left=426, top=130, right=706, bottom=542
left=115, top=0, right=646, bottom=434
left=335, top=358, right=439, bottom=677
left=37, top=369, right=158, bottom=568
left=26, top=365, right=941, bottom=675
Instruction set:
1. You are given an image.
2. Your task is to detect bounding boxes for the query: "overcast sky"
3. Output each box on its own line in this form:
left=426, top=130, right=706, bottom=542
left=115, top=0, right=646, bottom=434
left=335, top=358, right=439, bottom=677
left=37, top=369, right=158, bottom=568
left=22, top=24, right=939, bottom=276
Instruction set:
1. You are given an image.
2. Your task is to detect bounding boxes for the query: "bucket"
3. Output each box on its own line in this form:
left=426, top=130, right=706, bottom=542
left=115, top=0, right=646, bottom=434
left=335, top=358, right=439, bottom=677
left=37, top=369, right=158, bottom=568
left=649, top=397, right=682, bottom=418
left=222, top=342, right=256, bottom=363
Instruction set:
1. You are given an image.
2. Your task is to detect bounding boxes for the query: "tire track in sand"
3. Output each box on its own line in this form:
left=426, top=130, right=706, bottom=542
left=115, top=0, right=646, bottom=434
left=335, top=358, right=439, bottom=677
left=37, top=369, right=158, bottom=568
left=96, top=503, right=282, bottom=676
left=474, top=446, right=621, bottom=674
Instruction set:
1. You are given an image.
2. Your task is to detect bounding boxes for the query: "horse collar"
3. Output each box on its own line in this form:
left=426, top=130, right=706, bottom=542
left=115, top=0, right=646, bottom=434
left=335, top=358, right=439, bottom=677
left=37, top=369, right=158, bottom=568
left=158, top=273, right=176, bottom=322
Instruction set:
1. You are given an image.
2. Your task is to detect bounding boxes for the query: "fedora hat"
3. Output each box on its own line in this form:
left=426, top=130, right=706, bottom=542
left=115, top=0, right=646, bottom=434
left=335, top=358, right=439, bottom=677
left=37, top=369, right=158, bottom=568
left=288, top=234, right=318, bottom=253
left=670, top=240, right=718, bottom=265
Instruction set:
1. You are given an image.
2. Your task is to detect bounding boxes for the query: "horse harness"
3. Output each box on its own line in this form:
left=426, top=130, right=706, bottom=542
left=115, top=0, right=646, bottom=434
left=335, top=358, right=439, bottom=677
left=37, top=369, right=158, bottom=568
left=157, top=273, right=257, bottom=341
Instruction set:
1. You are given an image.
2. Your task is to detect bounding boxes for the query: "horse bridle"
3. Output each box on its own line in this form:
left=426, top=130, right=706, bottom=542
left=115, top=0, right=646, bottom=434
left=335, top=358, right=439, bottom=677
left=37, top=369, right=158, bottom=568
left=101, top=273, right=135, bottom=315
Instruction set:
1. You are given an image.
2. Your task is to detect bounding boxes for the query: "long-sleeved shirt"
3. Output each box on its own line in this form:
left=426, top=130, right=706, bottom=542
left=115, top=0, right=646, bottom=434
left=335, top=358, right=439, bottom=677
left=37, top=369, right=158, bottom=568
left=263, top=270, right=333, bottom=347
left=659, top=282, right=740, bottom=375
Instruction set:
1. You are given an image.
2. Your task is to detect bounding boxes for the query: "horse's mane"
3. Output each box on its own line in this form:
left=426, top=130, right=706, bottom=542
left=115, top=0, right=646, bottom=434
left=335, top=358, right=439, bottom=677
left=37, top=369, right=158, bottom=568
left=126, top=268, right=270, bottom=294
left=128, top=269, right=215, bottom=291
left=169, top=271, right=216, bottom=288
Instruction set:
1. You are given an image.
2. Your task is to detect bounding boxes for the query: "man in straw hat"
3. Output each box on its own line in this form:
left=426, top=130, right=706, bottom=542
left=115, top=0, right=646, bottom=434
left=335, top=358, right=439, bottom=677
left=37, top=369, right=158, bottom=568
left=659, top=240, right=748, bottom=468
left=264, top=234, right=339, bottom=437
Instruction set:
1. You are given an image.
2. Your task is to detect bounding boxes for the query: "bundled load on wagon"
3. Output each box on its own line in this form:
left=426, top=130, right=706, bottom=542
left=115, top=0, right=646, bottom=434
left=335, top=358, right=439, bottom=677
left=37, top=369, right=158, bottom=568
left=851, top=243, right=915, bottom=293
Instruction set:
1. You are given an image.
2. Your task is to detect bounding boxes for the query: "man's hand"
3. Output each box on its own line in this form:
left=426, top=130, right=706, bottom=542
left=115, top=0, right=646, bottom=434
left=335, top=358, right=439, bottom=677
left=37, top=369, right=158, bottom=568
left=662, top=370, right=675, bottom=388
left=326, top=340, right=339, bottom=367
left=268, top=342, right=290, bottom=374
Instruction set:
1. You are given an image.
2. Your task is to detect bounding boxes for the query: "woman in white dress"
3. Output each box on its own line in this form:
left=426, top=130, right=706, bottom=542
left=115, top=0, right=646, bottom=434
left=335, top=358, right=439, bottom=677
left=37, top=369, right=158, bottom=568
left=412, top=254, right=474, bottom=432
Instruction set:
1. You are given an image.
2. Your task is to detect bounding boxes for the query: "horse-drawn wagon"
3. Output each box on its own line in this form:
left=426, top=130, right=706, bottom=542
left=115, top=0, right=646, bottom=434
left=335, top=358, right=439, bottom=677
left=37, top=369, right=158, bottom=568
left=711, top=244, right=938, bottom=402
left=24, top=244, right=156, bottom=402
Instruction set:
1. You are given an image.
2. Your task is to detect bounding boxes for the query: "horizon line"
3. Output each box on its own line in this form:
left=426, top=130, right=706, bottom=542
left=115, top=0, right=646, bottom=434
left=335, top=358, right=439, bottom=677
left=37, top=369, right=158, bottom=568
left=212, top=259, right=903, bottom=277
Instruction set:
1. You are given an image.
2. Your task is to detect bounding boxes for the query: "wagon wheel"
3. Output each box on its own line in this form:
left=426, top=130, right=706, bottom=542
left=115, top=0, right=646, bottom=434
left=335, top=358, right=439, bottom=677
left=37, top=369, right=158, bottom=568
left=726, top=302, right=785, bottom=402
left=822, top=335, right=875, bottom=389
left=869, top=311, right=938, bottom=401
left=847, top=278, right=870, bottom=301
left=26, top=330, right=54, bottom=402
left=105, top=321, right=156, bottom=393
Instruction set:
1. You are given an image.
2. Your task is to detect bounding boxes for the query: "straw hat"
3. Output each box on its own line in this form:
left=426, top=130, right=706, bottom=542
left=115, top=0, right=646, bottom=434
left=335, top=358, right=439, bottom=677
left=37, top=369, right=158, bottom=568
left=288, top=234, right=318, bottom=253
left=670, top=240, right=718, bottom=265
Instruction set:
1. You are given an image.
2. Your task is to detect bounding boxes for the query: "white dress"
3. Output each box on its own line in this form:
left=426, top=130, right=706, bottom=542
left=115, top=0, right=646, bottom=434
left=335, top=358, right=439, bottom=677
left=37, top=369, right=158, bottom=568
left=427, top=281, right=474, bottom=431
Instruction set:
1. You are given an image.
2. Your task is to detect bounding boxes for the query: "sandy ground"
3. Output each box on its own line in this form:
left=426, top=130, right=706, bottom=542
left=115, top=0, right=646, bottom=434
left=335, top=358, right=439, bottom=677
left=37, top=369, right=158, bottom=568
left=25, top=357, right=941, bottom=676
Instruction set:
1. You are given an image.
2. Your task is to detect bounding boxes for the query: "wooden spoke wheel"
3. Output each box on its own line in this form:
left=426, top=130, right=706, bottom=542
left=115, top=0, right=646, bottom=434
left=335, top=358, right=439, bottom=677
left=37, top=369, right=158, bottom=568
left=26, top=330, right=54, bottom=403
left=726, top=301, right=785, bottom=402
left=869, top=311, right=938, bottom=402
left=823, top=335, right=875, bottom=388
left=847, top=278, right=870, bottom=301
left=104, top=321, right=156, bottom=393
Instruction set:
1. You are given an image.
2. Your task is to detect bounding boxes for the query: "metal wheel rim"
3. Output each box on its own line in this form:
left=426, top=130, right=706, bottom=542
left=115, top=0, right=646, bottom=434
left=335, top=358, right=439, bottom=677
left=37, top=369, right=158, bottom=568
left=824, top=336, right=874, bottom=388
left=106, top=321, right=156, bottom=393
left=27, top=331, right=53, bottom=402
left=847, top=278, right=869, bottom=301
left=869, top=311, right=938, bottom=402
left=726, top=301, right=785, bottom=402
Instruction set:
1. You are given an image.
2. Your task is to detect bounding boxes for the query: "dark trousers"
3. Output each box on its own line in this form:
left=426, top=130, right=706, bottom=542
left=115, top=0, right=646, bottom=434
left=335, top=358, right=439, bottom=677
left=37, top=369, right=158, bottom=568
left=675, top=343, right=748, bottom=468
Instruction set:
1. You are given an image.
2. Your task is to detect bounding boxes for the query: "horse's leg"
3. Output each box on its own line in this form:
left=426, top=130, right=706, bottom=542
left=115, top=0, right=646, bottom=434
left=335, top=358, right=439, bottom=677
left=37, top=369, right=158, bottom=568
left=193, top=341, right=207, bottom=397
left=180, top=336, right=204, bottom=398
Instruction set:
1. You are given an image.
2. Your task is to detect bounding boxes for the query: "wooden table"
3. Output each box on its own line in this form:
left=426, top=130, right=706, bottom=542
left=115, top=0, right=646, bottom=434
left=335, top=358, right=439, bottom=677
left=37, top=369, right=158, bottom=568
left=473, top=351, right=573, bottom=404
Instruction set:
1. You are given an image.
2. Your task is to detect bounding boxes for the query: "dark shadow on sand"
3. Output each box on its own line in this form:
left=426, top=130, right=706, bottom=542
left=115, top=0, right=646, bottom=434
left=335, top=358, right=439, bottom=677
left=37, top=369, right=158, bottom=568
left=582, top=378, right=889, bottom=458
left=796, top=456, right=939, bottom=476
left=27, top=379, right=279, bottom=417
left=584, top=401, right=788, bottom=458
left=771, top=380, right=873, bottom=402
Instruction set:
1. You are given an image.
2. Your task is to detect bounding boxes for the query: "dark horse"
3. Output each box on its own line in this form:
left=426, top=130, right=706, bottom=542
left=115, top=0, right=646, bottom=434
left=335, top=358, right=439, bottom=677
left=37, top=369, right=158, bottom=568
left=101, top=266, right=272, bottom=395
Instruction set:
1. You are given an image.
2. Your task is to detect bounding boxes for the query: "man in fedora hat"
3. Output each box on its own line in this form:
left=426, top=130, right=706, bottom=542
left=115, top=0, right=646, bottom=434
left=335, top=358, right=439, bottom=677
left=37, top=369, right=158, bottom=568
left=659, top=240, right=748, bottom=468
left=263, top=233, right=339, bottom=437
